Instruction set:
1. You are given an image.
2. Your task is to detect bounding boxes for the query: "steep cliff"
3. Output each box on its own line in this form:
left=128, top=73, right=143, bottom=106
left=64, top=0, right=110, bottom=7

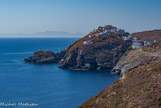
left=80, top=59, right=161, bottom=108
left=112, top=29, right=161, bottom=75
left=112, top=42, right=161, bottom=75
left=24, top=25, right=132, bottom=70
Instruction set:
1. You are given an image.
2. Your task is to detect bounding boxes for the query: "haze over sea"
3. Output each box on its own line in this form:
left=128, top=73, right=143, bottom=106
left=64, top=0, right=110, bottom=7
left=0, top=38, right=119, bottom=108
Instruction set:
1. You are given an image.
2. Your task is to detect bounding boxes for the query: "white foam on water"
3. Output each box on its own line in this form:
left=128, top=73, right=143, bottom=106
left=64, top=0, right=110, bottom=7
left=10, top=60, right=21, bottom=63
left=16, top=67, right=34, bottom=71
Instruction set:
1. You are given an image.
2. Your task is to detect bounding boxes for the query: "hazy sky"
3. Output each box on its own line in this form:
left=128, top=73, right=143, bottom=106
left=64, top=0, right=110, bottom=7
left=0, top=0, right=161, bottom=34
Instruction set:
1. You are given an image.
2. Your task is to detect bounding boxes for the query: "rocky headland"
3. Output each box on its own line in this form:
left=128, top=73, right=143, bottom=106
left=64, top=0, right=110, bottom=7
left=24, top=25, right=132, bottom=70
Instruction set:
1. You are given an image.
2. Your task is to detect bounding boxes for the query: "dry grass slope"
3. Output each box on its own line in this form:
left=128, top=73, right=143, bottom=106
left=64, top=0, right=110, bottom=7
left=80, top=59, right=161, bottom=108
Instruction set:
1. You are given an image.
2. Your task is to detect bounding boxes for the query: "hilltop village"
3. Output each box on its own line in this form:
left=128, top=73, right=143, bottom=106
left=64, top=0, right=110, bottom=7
left=83, top=25, right=159, bottom=49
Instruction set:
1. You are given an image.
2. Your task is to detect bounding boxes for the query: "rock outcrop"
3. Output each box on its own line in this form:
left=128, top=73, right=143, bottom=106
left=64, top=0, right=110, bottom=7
left=24, top=51, right=57, bottom=63
left=24, top=25, right=132, bottom=70
left=80, top=59, right=161, bottom=108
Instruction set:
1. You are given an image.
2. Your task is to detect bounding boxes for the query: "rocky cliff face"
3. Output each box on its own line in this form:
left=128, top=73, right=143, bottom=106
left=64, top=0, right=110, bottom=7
left=24, top=51, right=57, bottom=63
left=24, top=25, right=132, bottom=70
left=112, top=29, right=161, bottom=75
left=80, top=59, right=161, bottom=108
left=112, top=43, right=161, bottom=75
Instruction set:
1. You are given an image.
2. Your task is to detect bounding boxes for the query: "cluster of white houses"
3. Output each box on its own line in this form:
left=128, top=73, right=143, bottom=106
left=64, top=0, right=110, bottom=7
left=83, top=27, right=159, bottom=47
left=95, top=29, right=126, bottom=37
left=132, top=37, right=158, bottom=49
left=122, top=36, right=159, bottom=49
left=83, top=28, right=127, bottom=45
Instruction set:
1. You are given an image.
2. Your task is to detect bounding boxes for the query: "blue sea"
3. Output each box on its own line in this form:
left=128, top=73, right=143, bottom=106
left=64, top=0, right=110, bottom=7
left=0, top=38, right=119, bottom=108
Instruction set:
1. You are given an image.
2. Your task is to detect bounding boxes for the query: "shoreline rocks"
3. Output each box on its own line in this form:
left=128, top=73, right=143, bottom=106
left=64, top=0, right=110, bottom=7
left=24, top=51, right=57, bottom=64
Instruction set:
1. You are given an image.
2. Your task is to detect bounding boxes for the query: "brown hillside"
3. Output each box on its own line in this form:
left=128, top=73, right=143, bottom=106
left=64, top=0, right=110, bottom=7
left=80, top=59, right=161, bottom=108
left=132, top=30, right=161, bottom=42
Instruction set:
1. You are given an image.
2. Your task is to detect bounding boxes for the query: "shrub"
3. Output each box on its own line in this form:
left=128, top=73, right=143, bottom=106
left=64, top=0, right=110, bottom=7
left=128, top=46, right=133, bottom=50
left=124, top=53, right=128, bottom=56
left=156, top=97, right=161, bottom=106
left=142, top=47, right=148, bottom=51
left=152, top=66, right=161, bottom=72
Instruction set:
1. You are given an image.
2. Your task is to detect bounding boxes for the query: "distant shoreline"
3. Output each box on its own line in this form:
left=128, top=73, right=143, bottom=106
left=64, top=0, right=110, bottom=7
left=0, top=37, right=81, bottom=39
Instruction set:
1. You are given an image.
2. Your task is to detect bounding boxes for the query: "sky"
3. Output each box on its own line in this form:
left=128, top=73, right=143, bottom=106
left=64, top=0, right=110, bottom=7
left=0, top=0, right=161, bottom=35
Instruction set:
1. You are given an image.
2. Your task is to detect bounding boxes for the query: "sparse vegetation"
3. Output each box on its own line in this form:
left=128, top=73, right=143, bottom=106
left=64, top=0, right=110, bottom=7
left=128, top=46, right=134, bottom=50
left=147, top=94, right=152, bottom=99
left=124, top=53, right=128, bottom=56
left=152, top=66, right=161, bottom=72
left=142, top=47, right=148, bottom=51
left=81, top=60, right=161, bottom=108
left=99, top=36, right=107, bottom=40
left=156, top=97, right=161, bottom=106
left=108, top=32, right=112, bottom=35
left=139, top=81, right=145, bottom=87
left=104, top=104, right=108, bottom=108
left=102, top=95, right=106, bottom=99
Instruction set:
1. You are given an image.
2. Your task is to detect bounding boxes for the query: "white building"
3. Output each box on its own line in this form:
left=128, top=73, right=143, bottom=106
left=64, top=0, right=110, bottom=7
left=147, top=42, right=151, bottom=45
left=154, top=38, right=158, bottom=43
left=83, top=41, right=91, bottom=45
left=133, top=37, right=138, bottom=41
left=132, top=42, right=142, bottom=49
left=110, top=29, right=117, bottom=33
left=96, top=32, right=103, bottom=36
left=89, top=35, right=94, bottom=38
left=102, top=31, right=109, bottom=35
left=123, top=36, right=131, bottom=41
left=107, top=29, right=125, bottom=35
left=144, top=41, right=148, bottom=46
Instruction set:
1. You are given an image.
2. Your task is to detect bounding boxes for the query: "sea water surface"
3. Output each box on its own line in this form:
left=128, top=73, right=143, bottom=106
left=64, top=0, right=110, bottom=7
left=0, top=38, right=120, bottom=108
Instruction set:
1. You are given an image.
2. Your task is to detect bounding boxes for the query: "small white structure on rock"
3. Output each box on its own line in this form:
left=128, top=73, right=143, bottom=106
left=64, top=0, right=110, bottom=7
left=132, top=42, right=142, bottom=49
left=110, top=29, right=117, bottom=33
left=89, top=35, right=94, bottom=38
left=102, top=30, right=109, bottom=35
left=96, top=32, right=103, bottom=36
left=133, top=37, right=138, bottom=41
left=83, top=41, right=91, bottom=45
left=144, top=41, right=148, bottom=46
left=123, top=36, right=130, bottom=41
left=154, top=38, right=158, bottom=43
